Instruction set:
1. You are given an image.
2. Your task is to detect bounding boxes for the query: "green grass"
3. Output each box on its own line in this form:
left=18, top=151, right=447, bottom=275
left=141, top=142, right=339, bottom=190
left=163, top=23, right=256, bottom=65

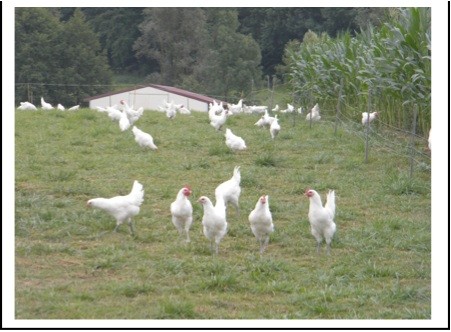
left=15, top=108, right=431, bottom=319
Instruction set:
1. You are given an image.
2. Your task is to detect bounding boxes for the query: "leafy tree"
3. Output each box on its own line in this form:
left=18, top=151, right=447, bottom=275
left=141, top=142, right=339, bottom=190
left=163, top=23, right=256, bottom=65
left=200, top=8, right=262, bottom=100
left=52, top=9, right=112, bottom=106
left=84, top=8, right=147, bottom=73
left=133, top=8, right=208, bottom=86
left=15, top=8, right=112, bottom=106
left=238, top=8, right=390, bottom=77
left=15, top=8, right=62, bottom=105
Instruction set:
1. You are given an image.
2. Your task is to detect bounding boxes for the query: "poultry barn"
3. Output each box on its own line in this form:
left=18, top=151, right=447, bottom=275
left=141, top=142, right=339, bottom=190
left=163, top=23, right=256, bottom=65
left=85, top=84, right=223, bottom=112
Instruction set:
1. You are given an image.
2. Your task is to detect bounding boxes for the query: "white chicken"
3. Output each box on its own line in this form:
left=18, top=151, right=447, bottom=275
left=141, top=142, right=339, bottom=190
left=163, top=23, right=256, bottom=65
left=119, top=111, right=131, bottom=131
left=17, top=101, right=37, bottom=110
left=208, top=100, right=224, bottom=118
left=170, top=186, right=193, bottom=243
left=40, top=97, right=54, bottom=110
left=248, top=195, right=274, bottom=254
left=270, top=115, right=281, bottom=139
left=175, top=104, right=191, bottom=115
left=120, top=100, right=143, bottom=125
left=361, top=111, right=379, bottom=125
left=280, top=103, right=294, bottom=113
left=305, top=189, right=336, bottom=255
left=225, top=128, right=247, bottom=151
left=132, top=126, right=158, bottom=150
left=105, top=106, right=123, bottom=121
left=198, top=196, right=228, bottom=254
left=254, top=110, right=275, bottom=128
left=68, top=105, right=80, bottom=111
left=215, top=166, right=241, bottom=216
left=228, top=99, right=243, bottom=114
left=162, top=101, right=177, bottom=119
left=271, top=104, right=279, bottom=112
left=306, top=103, right=321, bottom=121
left=210, top=110, right=229, bottom=131
left=57, top=103, right=65, bottom=111
left=87, top=180, right=144, bottom=236
left=248, top=105, right=268, bottom=114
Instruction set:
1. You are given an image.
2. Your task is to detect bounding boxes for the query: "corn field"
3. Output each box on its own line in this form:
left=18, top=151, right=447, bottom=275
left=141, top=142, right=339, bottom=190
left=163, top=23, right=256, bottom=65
left=285, top=7, right=431, bottom=135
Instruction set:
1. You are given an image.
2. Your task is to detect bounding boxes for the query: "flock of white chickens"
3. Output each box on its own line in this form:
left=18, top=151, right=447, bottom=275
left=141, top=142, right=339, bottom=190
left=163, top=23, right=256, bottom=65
left=17, top=97, right=80, bottom=111
left=18, top=97, right=429, bottom=255
left=82, top=99, right=342, bottom=255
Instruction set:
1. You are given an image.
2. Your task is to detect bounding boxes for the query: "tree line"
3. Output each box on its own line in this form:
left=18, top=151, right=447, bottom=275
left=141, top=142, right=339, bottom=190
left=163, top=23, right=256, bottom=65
left=15, top=7, right=389, bottom=106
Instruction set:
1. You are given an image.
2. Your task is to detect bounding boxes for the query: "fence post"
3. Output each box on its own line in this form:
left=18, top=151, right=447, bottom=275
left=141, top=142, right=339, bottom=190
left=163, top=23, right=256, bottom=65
left=335, top=78, right=343, bottom=135
left=292, top=89, right=296, bottom=127
left=269, top=76, right=275, bottom=112
left=365, top=89, right=372, bottom=163
left=250, top=79, right=255, bottom=105
left=27, top=83, right=32, bottom=104
left=409, top=105, right=418, bottom=179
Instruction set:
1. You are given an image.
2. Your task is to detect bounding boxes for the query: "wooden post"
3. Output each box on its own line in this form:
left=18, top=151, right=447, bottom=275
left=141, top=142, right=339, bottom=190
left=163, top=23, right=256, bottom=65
left=27, top=83, right=32, bottom=104
left=335, top=79, right=343, bottom=135
left=250, top=79, right=255, bottom=105
left=365, top=89, right=372, bottom=163
left=409, top=105, right=418, bottom=178
left=269, top=76, right=275, bottom=112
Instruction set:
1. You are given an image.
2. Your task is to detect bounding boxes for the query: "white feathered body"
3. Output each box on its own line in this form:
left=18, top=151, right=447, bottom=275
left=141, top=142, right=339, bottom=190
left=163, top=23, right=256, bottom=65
left=17, top=102, right=37, bottom=110
left=41, top=97, right=54, bottom=110
left=170, top=187, right=193, bottom=242
left=306, top=189, right=336, bottom=254
left=210, top=110, right=229, bottom=131
left=198, top=196, right=228, bottom=253
left=126, top=107, right=144, bottom=125
left=119, top=111, right=131, bottom=131
left=362, top=112, right=378, bottom=125
left=132, top=126, right=158, bottom=150
left=105, top=106, right=122, bottom=121
left=215, top=166, right=241, bottom=214
left=306, top=103, right=321, bottom=121
left=225, top=128, right=246, bottom=151
left=87, top=180, right=144, bottom=231
left=270, top=115, right=281, bottom=139
left=249, top=195, right=274, bottom=253
left=255, top=110, right=275, bottom=128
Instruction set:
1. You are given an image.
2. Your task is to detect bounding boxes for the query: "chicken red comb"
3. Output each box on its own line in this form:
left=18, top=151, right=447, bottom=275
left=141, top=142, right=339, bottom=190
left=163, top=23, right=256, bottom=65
left=184, top=185, right=192, bottom=191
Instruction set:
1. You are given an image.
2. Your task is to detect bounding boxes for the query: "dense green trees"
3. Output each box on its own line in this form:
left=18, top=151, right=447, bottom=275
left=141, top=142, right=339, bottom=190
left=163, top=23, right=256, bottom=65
left=238, top=7, right=388, bottom=76
left=134, top=8, right=209, bottom=86
left=15, top=8, right=112, bottom=106
left=132, top=8, right=262, bottom=100
left=15, top=8, right=62, bottom=104
left=16, top=6, right=428, bottom=129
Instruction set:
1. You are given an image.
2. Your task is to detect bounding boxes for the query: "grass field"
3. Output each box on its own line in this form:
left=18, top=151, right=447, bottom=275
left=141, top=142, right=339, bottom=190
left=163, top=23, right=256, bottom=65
left=14, top=107, right=431, bottom=320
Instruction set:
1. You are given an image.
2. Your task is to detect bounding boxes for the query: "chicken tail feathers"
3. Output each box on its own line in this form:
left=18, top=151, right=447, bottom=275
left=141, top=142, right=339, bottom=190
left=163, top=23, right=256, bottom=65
left=129, top=180, right=144, bottom=206
left=325, top=190, right=335, bottom=217
left=233, top=166, right=241, bottom=184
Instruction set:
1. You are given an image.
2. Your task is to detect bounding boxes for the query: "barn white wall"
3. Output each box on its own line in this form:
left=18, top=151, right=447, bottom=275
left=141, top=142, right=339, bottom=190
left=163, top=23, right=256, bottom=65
left=88, top=87, right=209, bottom=112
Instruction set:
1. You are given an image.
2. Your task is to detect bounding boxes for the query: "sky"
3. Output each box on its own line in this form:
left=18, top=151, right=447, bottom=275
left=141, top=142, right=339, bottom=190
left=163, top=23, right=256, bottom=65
left=2, top=0, right=449, bottom=329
